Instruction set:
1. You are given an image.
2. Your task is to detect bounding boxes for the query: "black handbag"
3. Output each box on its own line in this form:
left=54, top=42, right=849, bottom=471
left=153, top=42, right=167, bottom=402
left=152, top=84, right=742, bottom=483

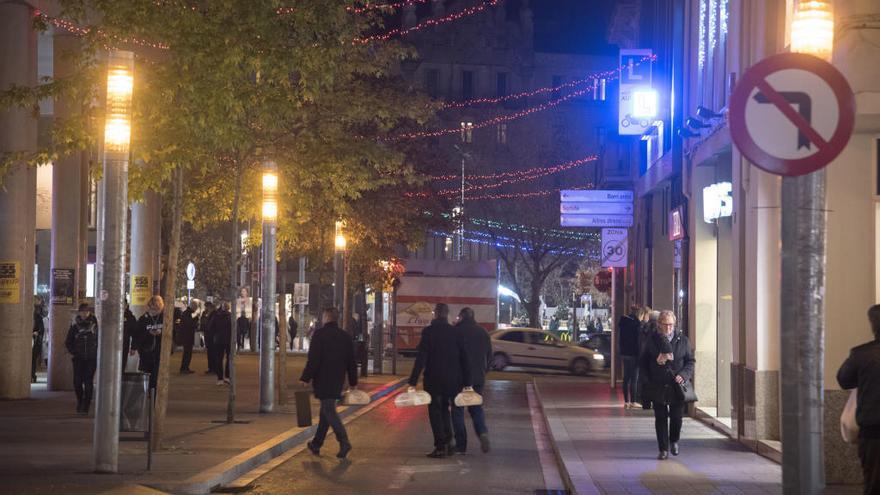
left=676, top=379, right=698, bottom=403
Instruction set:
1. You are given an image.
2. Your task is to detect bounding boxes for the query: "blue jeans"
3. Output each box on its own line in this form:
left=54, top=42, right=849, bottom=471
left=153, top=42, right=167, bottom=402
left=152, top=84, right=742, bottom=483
left=312, top=398, right=349, bottom=448
left=452, top=384, right=488, bottom=452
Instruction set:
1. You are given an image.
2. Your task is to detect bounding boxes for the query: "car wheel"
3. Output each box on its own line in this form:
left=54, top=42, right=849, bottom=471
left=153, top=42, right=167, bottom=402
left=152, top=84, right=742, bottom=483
left=492, top=353, right=509, bottom=371
left=570, top=358, right=590, bottom=376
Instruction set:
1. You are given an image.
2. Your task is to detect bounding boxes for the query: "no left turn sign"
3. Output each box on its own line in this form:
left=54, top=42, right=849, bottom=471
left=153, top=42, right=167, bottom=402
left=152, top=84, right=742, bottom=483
left=729, top=53, right=855, bottom=177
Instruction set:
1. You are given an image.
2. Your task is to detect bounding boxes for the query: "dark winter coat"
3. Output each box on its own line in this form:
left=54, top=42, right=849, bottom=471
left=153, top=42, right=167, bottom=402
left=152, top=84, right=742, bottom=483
left=201, top=309, right=216, bottom=346
left=134, top=312, right=164, bottom=357
left=409, top=318, right=472, bottom=397
left=456, top=317, right=492, bottom=389
left=237, top=315, right=250, bottom=336
left=300, top=322, right=358, bottom=400
left=837, top=339, right=880, bottom=438
left=211, top=309, right=233, bottom=349
left=618, top=314, right=640, bottom=357
left=123, top=308, right=137, bottom=357
left=33, top=307, right=45, bottom=348
left=65, top=315, right=99, bottom=361
left=638, top=330, right=695, bottom=405
left=178, top=308, right=197, bottom=347
left=288, top=316, right=298, bottom=338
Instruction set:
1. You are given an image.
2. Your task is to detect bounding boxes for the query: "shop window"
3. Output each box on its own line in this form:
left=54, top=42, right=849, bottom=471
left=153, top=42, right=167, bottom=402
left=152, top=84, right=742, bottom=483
left=460, top=121, right=473, bottom=143
left=496, top=123, right=507, bottom=144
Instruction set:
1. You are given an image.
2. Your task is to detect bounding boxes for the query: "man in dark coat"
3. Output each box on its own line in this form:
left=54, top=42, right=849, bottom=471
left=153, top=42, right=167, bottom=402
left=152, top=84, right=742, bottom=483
left=451, top=307, right=492, bottom=454
left=837, top=304, right=880, bottom=495
left=288, top=314, right=298, bottom=351
left=134, top=296, right=165, bottom=390
left=122, top=303, right=137, bottom=372
left=639, top=310, right=695, bottom=460
left=211, top=302, right=233, bottom=385
left=200, top=301, right=217, bottom=374
left=618, top=305, right=642, bottom=408
left=300, top=307, right=358, bottom=459
left=237, top=311, right=249, bottom=351
left=65, top=303, right=98, bottom=414
left=32, top=296, right=46, bottom=383
left=409, top=303, right=472, bottom=458
left=179, top=301, right=198, bottom=374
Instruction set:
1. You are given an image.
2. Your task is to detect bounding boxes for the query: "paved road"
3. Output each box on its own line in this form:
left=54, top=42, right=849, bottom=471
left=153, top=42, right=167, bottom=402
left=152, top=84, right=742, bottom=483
left=247, top=377, right=571, bottom=495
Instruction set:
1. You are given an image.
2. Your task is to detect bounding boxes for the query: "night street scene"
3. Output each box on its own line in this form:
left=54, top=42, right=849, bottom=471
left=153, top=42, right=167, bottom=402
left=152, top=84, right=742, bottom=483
left=0, top=0, right=878, bottom=494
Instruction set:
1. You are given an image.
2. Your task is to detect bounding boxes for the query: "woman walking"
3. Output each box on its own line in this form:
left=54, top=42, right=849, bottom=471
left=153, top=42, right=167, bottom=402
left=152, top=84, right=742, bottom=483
left=639, top=310, right=695, bottom=460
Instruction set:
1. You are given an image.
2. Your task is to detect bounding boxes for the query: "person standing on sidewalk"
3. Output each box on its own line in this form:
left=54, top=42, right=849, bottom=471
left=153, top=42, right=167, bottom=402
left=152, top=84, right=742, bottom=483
left=451, top=307, right=491, bottom=454
left=409, top=303, right=472, bottom=458
left=135, top=295, right=165, bottom=390
left=301, top=307, right=357, bottom=459
left=122, top=302, right=137, bottom=372
left=837, top=304, right=880, bottom=495
left=236, top=310, right=249, bottom=351
left=639, top=310, right=694, bottom=460
left=618, top=305, right=641, bottom=409
left=211, top=302, right=232, bottom=385
left=179, top=300, right=198, bottom=374
left=65, top=303, right=98, bottom=414
left=201, top=301, right=217, bottom=374
left=32, top=296, right=46, bottom=383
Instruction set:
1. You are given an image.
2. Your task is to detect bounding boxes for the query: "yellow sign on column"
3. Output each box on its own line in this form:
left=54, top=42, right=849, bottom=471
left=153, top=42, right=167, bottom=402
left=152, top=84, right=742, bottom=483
left=0, top=261, right=21, bottom=304
left=131, top=275, right=151, bottom=306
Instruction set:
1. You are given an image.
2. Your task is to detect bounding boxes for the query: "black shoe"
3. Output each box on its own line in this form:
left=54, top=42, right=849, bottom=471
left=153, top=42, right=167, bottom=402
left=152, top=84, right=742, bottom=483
left=180, top=369, right=194, bottom=375
left=479, top=433, right=490, bottom=453
left=671, top=442, right=679, bottom=456
left=446, top=443, right=457, bottom=457
left=426, top=448, right=446, bottom=458
left=658, top=451, right=668, bottom=460
left=307, top=441, right=320, bottom=456
left=337, top=443, right=351, bottom=459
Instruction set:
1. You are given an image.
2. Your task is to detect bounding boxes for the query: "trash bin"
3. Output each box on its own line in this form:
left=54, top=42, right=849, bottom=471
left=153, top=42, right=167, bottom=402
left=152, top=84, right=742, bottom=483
left=121, top=372, right=150, bottom=432
left=294, top=389, right=312, bottom=427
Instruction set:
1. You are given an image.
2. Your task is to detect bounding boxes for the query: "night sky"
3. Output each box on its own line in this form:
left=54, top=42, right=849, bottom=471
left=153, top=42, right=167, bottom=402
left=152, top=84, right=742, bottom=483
left=531, top=0, right=617, bottom=55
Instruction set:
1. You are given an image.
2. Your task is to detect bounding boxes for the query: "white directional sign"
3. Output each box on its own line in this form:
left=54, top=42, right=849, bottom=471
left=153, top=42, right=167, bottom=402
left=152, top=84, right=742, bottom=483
left=560, top=189, right=634, bottom=228
left=560, top=202, right=634, bottom=215
left=561, top=214, right=633, bottom=228
left=560, top=190, right=633, bottom=203
left=601, top=228, right=628, bottom=268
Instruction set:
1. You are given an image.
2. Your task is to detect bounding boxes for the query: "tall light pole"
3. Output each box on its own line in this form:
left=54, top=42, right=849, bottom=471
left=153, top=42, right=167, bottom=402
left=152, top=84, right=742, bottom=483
left=334, top=220, right=346, bottom=311
left=93, top=50, right=134, bottom=473
left=780, top=1, right=834, bottom=493
left=259, top=163, right=278, bottom=413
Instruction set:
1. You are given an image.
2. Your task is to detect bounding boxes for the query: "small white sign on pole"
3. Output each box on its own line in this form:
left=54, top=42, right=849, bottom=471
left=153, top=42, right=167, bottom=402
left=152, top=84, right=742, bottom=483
left=601, top=228, right=628, bottom=268
left=293, top=283, right=309, bottom=306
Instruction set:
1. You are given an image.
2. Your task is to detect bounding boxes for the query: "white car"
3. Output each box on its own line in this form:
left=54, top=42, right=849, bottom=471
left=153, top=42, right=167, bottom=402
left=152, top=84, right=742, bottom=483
left=490, top=328, right=604, bottom=376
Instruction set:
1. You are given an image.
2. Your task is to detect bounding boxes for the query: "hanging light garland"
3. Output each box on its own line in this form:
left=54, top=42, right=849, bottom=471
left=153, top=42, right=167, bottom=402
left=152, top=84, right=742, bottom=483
left=470, top=217, right=599, bottom=241
left=354, top=0, right=502, bottom=44
left=37, top=12, right=171, bottom=50
left=347, top=0, right=434, bottom=14
left=430, top=155, right=599, bottom=181
left=433, top=155, right=598, bottom=196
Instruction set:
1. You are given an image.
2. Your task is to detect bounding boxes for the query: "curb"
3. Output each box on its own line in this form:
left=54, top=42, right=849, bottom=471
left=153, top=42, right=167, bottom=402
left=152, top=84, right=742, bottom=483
left=531, top=378, right=600, bottom=495
left=151, top=377, right=407, bottom=495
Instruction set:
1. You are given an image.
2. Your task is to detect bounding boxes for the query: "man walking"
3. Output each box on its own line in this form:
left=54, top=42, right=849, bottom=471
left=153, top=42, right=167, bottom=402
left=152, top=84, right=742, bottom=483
left=201, top=301, right=217, bottom=374
left=837, top=304, right=880, bottom=495
left=237, top=310, right=249, bottom=351
left=135, top=295, right=165, bottom=390
left=179, top=301, right=198, bottom=374
left=65, top=303, right=98, bottom=414
left=409, top=303, right=471, bottom=458
left=451, top=307, right=491, bottom=454
left=301, top=307, right=357, bottom=459
left=618, top=305, right=642, bottom=409
left=212, top=302, right=232, bottom=385
left=32, top=296, right=46, bottom=383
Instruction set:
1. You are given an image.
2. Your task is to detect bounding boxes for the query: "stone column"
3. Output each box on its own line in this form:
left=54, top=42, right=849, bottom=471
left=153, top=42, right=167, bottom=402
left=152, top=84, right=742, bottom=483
left=47, top=32, right=82, bottom=391
left=129, top=190, right=160, bottom=317
left=0, top=1, right=38, bottom=399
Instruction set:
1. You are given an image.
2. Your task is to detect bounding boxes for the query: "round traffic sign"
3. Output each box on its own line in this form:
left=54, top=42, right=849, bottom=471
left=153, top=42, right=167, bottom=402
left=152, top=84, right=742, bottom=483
left=729, top=53, right=855, bottom=177
left=186, top=262, right=196, bottom=281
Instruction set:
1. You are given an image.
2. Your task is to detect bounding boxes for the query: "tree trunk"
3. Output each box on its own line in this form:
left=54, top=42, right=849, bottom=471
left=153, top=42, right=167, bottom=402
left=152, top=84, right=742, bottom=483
left=226, top=163, right=241, bottom=423
left=152, top=165, right=184, bottom=448
left=525, top=300, right=540, bottom=329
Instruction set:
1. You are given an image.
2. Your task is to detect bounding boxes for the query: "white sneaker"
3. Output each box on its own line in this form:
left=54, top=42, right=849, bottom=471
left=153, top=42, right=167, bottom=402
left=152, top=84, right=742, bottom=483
left=216, top=380, right=225, bottom=386
left=223, top=378, right=230, bottom=384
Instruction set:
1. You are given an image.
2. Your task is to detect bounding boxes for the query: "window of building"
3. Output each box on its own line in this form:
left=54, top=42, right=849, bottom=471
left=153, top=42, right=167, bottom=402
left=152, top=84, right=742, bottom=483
left=551, top=75, right=562, bottom=100
left=496, top=123, right=507, bottom=144
left=496, top=72, right=508, bottom=97
left=425, top=68, right=440, bottom=98
left=460, top=121, right=473, bottom=143
left=461, top=70, right=474, bottom=101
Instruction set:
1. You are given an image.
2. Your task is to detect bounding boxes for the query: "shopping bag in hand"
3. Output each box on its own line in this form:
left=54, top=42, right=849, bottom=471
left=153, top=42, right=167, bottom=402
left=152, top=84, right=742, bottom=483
left=294, top=389, right=312, bottom=427
left=454, top=386, right=483, bottom=407
left=840, top=388, right=859, bottom=444
left=394, top=387, right=432, bottom=407
left=124, top=353, right=140, bottom=373
left=342, top=388, right=370, bottom=406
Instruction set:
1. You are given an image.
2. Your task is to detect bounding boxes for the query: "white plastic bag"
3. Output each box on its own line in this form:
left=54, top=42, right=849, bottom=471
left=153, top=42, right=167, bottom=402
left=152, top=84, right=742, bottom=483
left=454, top=386, right=483, bottom=407
left=394, top=387, right=432, bottom=407
left=840, top=388, right=859, bottom=444
left=342, top=389, right=371, bottom=406
left=124, top=352, right=140, bottom=373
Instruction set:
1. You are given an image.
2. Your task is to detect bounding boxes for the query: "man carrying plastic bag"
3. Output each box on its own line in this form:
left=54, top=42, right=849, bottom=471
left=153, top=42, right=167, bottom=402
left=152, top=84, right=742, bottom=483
left=408, top=303, right=472, bottom=458
left=451, top=307, right=492, bottom=454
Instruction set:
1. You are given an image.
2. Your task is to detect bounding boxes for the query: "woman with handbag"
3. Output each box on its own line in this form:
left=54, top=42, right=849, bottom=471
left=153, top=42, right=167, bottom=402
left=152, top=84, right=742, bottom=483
left=639, top=310, right=696, bottom=460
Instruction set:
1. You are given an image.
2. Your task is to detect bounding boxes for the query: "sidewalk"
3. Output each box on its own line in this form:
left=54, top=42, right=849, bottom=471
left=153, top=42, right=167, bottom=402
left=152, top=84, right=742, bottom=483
left=534, top=379, right=862, bottom=495
left=0, top=351, right=412, bottom=495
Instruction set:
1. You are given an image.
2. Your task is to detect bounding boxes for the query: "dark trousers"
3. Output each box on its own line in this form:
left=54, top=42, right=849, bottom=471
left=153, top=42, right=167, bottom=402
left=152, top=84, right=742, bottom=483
left=859, top=438, right=880, bottom=495
left=205, top=335, right=216, bottom=372
left=653, top=401, right=684, bottom=452
left=31, top=340, right=41, bottom=381
left=621, top=356, right=639, bottom=403
left=428, top=394, right=454, bottom=450
left=180, top=341, right=193, bottom=371
left=140, top=351, right=160, bottom=389
left=452, top=384, right=488, bottom=452
left=313, top=398, right=350, bottom=448
left=215, top=345, right=230, bottom=380
left=237, top=330, right=247, bottom=350
left=72, top=357, right=97, bottom=406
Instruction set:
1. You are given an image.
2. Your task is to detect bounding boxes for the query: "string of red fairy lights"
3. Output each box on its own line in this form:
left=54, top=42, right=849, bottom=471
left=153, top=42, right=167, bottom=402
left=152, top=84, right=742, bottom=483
left=353, top=0, right=502, bottom=44
left=432, top=155, right=598, bottom=196
left=429, top=155, right=599, bottom=181
left=37, top=12, right=171, bottom=50
left=347, top=0, right=434, bottom=14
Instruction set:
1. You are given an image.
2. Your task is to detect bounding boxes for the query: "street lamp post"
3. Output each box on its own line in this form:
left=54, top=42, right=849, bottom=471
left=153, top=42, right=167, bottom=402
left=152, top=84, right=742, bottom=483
left=259, top=163, right=278, bottom=413
left=93, top=50, right=134, bottom=473
left=334, top=220, right=346, bottom=312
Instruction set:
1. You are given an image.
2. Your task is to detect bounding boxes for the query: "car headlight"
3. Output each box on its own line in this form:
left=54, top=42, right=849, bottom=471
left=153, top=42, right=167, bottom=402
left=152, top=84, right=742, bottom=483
left=592, top=354, right=604, bottom=360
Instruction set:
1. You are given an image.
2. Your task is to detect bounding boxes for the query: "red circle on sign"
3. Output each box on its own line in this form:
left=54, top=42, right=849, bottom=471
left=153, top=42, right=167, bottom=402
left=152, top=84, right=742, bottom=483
left=729, top=53, right=855, bottom=177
